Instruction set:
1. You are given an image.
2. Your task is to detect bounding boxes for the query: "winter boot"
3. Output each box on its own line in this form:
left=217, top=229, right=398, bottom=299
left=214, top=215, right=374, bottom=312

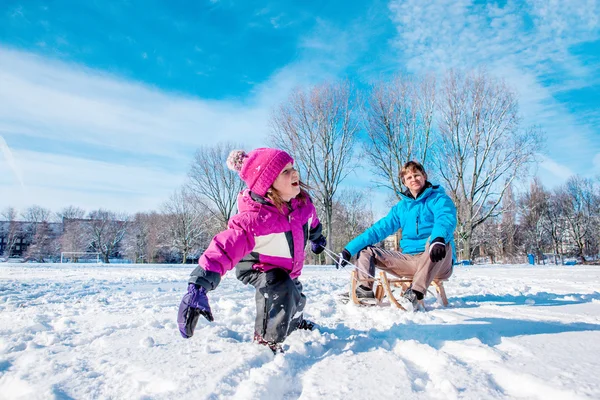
left=356, top=285, right=376, bottom=299
left=397, top=287, right=421, bottom=312
left=253, top=332, right=283, bottom=354
left=339, top=285, right=376, bottom=302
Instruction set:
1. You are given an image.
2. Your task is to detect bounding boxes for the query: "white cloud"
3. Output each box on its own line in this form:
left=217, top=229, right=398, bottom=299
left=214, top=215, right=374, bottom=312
left=0, top=149, right=186, bottom=214
left=537, top=154, right=575, bottom=182
left=0, top=47, right=271, bottom=159
left=0, top=135, right=24, bottom=188
left=7, top=1, right=596, bottom=216
left=0, top=39, right=349, bottom=213
left=387, top=0, right=600, bottom=186
left=0, top=46, right=307, bottom=213
left=388, top=0, right=599, bottom=78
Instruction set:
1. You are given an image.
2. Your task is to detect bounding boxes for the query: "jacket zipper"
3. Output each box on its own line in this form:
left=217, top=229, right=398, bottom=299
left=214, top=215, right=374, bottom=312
left=416, top=215, right=419, bottom=235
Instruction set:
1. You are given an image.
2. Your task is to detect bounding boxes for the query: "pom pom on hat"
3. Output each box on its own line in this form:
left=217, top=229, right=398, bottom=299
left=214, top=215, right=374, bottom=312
left=227, top=150, right=247, bottom=172
left=227, top=148, right=294, bottom=196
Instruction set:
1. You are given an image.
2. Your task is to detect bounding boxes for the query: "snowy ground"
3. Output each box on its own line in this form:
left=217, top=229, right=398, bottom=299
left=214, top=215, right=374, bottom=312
left=1, top=263, right=599, bottom=400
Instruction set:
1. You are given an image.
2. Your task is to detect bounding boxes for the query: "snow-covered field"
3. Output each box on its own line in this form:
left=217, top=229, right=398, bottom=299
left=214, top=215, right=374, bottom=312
left=1, top=263, right=599, bottom=400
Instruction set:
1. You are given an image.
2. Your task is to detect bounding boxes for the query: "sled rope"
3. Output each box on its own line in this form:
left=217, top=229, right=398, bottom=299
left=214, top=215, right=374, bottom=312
left=321, top=247, right=377, bottom=280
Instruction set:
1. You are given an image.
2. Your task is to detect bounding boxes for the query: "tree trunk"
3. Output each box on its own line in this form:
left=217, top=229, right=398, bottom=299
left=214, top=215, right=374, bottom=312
left=463, top=238, right=471, bottom=262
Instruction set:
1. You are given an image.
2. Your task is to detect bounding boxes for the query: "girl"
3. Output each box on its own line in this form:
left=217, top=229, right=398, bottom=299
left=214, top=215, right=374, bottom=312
left=177, top=148, right=326, bottom=353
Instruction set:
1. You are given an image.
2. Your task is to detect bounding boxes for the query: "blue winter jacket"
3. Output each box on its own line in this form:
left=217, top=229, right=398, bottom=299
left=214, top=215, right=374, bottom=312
left=345, top=183, right=457, bottom=257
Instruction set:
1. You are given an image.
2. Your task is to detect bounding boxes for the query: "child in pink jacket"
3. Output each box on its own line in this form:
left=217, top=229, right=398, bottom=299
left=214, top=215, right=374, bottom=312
left=177, top=148, right=326, bottom=352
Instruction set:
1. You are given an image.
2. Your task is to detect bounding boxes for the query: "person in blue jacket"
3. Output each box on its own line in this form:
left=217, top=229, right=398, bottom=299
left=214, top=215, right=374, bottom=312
left=339, top=161, right=457, bottom=310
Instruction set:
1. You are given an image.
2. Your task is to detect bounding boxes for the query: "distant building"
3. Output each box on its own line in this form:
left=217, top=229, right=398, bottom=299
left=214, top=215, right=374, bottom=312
left=0, top=221, right=62, bottom=258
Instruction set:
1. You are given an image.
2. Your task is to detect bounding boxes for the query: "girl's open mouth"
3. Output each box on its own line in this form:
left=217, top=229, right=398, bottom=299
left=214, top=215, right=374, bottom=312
left=292, top=182, right=299, bottom=187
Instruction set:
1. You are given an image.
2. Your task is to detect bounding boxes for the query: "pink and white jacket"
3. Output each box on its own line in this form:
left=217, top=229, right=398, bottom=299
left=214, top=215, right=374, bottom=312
left=189, top=190, right=322, bottom=290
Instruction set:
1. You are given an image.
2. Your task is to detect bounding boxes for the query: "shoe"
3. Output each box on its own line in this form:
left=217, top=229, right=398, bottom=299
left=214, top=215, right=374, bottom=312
left=298, top=319, right=315, bottom=331
left=338, top=285, right=375, bottom=300
left=397, top=288, right=420, bottom=312
left=355, top=285, right=376, bottom=299
left=338, top=285, right=376, bottom=302
left=253, top=332, right=283, bottom=354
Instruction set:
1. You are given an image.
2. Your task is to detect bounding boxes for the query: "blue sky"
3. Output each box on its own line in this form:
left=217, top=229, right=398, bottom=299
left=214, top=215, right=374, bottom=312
left=1, top=0, right=599, bottom=217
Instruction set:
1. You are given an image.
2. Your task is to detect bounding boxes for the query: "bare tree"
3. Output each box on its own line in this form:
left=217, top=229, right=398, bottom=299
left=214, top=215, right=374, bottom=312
left=270, top=81, right=360, bottom=242
left=162, top=188, right=211, bottom=263
left=543, top=187, right=569, bottom=263
left=499, top=182, right=517, bottom=262
left=144, top=212, right=171, bottom=263
left=187, top=142, right=246, bottom=229
left=123, top=212, right=150, bottom=263
left=362, top=74, right=436, bottom=199
left=21, top=205, right=52, bottom=223
left=122, top=212, right=169, bottom=263
left=55, top=206, right=86, bottom=222
left=60, top=219, right=93, bottom=254
left=591, top=175, right=600, bottom=257
left=330, top=189, right=374, bottom=252
left=0, top=207, right=17, bottom=221
left=559, top=176, right=599, bottom=261
left=470, top=214, right=502, bottom=263
left=435, top=69, right=543, bottom=260
left=19, top=205, right=53, bottom=244
left=518, top=178, right=552, bottom=262
left=87, top=210, right=129, bottom=263
left=24, top=221, right=57, bottom=262
left=1, top=207, right=21, bottom=258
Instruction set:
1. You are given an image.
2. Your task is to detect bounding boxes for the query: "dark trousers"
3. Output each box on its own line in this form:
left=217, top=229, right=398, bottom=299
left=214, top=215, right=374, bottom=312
left=236, top=265, right=306, bottom=344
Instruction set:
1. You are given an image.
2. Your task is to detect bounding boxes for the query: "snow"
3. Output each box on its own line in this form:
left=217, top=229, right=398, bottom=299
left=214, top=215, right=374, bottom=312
left=1, top=263, right=599, bottom=399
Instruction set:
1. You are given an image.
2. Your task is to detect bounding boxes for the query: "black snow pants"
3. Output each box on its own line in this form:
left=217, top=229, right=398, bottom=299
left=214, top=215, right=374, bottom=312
left=236, top=264, right=306, bottom=344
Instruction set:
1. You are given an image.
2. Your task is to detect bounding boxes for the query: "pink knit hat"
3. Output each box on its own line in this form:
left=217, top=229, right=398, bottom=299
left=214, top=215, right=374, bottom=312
left=227, top=148, right=294, bottom=196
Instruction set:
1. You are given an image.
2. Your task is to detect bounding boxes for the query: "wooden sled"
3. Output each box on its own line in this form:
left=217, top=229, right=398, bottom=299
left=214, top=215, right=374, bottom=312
left=350, top=270, right=448, bottom=310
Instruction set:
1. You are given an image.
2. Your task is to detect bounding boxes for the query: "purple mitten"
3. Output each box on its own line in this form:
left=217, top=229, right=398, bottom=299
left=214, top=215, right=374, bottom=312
left=177, top=284, right=213, bottom=339
left=311, top=235, right=326, bottom=255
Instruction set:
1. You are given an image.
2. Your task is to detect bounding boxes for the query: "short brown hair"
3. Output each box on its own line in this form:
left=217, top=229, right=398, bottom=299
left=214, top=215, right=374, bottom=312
left=401, top=161, right=427, bottom=182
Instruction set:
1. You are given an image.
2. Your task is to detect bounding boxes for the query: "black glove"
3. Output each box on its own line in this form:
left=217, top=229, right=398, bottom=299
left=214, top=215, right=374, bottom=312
left=429, top=237, right=446, bottom=263
left=311, top=235, right=326, bottom=255
left=337, top=249, right=351, bottom=269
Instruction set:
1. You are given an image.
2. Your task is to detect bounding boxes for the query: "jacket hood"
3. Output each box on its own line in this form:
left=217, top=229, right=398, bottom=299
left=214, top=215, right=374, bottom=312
left=237, top=190, right=262, bottom=213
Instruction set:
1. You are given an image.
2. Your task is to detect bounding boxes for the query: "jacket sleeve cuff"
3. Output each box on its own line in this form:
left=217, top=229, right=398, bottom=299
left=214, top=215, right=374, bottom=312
left=309, top=222, right=323, bottom=241
left=431, top=236, right=445, bottom=244
left=188, top=267, right=222, bottom=291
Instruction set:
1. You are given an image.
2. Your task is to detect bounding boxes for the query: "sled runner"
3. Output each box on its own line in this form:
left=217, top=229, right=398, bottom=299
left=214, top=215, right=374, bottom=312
left=349, top=270, right=448, bottom=310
